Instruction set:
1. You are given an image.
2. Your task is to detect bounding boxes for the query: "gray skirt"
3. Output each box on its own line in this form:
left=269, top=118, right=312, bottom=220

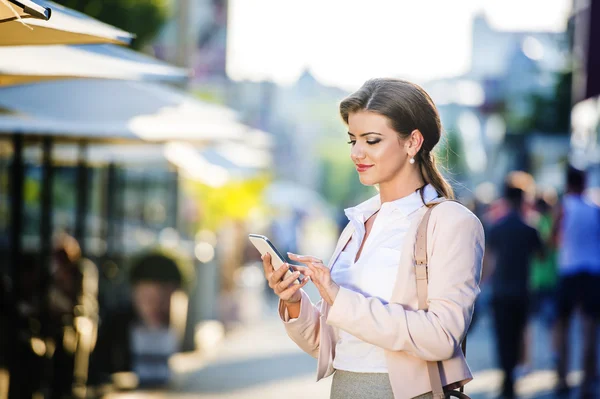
left=330, top=370, right=433, bottom=399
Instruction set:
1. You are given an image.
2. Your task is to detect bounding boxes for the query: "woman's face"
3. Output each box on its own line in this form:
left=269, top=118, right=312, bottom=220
left=347, top=111, right=409, bottom=186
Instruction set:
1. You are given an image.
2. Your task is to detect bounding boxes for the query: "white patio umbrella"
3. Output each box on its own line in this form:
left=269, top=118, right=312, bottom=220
left=0, top=79, right=246, bottom=143
left=0, top=44, right=190, bottom=86
left=0, top=0, right=132, bottom=46
left=0, top=0, right=50, bottom=22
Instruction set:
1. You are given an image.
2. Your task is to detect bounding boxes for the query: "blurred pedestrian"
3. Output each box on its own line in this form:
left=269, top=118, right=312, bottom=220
left=261, top=78, right=484, bottom=398
left=552, top=166, right=600, bottom=397
left=90, top=251, right=183, bottom=389
left=48, top=234, right=83, bottom=399
left=484, top=184, right=544, bottom=399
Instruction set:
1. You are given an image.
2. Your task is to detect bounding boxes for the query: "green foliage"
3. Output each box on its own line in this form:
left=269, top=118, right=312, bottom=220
left=54, top=0, right=170, bottom=49
left=503, top=71, right=572, bottom=135
left=184, top=174, right=271, bottom=232
left=525, top=71, right=572, bottom=134
left=436, top=129, right=466, bottom=177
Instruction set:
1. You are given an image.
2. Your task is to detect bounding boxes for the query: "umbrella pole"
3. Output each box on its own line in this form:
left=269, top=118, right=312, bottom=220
left=7, top=133, right=23, bottom=398
left=74, top=142, right=88, bottom=256
left=38, top=136, right=54, bottom=398
left=9, top=133, right=23, bottom=294
left=104, top=163, right=117, bottom=258
left=40, top=136, right=53, bottom=274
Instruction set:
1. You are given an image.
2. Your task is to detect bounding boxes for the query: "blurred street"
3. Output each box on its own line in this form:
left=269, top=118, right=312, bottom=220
left=107, top=287, right=598, bottom=399
left=3, top=1, right=600, bottom=398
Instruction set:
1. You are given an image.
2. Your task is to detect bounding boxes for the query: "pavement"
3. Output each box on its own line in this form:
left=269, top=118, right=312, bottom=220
left=107, top=287, right=599, bottom=399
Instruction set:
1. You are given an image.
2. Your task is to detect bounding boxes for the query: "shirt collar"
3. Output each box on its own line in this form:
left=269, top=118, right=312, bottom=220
left=344, top=184, right=440, bottom=222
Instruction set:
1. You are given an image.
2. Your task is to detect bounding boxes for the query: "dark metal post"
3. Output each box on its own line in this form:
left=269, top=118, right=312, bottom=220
left=117, top=168, right=125, bottom=259
left=74, top=143, right=89, bottom=255
left=170, top=169, right=179, bottom=229
left=9, top=133, right=24, bottom=287
left=40, top=136, right=53, bottom=272
left=104, top=163, right=117, bottom=258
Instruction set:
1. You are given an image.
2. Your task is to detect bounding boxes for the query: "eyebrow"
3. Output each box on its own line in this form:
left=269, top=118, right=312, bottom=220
left=347, top=131, right=383, bottom=137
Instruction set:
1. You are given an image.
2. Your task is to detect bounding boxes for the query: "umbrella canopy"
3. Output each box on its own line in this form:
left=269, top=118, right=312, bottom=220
left=0, top=0, right=51, bottom=22
left=0, top=0, right=132, bottom=46
left=0, top=79, right=247, bottom=143
left=0, top=44, right=190, bottom=86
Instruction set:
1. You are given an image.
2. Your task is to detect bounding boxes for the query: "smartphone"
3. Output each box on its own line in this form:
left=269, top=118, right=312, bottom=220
left=248, top=234, right=302, bottom=284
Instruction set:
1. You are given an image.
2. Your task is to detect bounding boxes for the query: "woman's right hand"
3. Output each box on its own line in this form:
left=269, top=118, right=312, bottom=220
left=261, top=253, right=309, bottom=303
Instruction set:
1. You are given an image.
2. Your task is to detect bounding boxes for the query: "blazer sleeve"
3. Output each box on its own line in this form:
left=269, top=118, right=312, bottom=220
left=326, top=207, right=484, bottom=361
left=278, top=289, right=323, bottom=359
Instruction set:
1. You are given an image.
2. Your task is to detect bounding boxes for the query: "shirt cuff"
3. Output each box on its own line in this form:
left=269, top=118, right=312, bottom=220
left=283, top=306, right=298, bottom=322
left=278, top=289, right=307, bottom=323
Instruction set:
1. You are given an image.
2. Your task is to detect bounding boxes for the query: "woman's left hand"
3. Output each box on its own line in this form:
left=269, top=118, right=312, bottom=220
left=287, top=252, right=340, bottom=306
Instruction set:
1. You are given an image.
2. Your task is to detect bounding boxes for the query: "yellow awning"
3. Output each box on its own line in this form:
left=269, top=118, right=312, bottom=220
left=0, top=0, right=50, bottom=22
left=0, top=1, right=132, bottom=46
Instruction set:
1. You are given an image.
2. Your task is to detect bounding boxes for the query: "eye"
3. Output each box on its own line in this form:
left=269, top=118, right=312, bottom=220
left=347, top=140, right=356, bottom=146
left=367, top=139, right=381, bottom=145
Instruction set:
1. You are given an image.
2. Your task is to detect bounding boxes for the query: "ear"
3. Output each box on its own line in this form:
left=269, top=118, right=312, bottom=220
left=404, top=129, right=424, bottom=156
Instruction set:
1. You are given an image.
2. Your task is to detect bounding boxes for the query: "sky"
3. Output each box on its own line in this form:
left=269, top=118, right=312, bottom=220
left=226, top=0, right=572, bottom=91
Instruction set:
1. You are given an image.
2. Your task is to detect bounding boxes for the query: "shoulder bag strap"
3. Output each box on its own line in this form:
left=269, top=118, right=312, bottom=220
left=414, top=199, right=466, bottom=399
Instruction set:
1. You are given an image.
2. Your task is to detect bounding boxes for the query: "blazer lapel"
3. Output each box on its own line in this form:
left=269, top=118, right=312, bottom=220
left=327, top=222, right=354, bottom=269
left=320, top=222, right=354, bottom=317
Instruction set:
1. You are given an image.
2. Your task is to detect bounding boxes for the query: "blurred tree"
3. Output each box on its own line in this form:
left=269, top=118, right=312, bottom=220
left=504, top=70, right=573, bottom=135
left=54, top=0, right=169, bottom=49
left=525, top=70, right=572, bottom=134
left=184, top=174, right=271, bottom=232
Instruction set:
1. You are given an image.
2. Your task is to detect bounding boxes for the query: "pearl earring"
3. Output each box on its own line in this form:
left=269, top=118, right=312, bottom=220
left=409, top=157, right=415, bottom=165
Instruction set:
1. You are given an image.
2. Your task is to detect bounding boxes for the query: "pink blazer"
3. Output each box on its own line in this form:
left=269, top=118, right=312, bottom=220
left=278, top=201, right=485, bottom=398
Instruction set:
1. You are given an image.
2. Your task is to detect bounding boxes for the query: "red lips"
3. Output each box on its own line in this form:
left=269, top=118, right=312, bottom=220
left=356, top=164, right=373, bottom=172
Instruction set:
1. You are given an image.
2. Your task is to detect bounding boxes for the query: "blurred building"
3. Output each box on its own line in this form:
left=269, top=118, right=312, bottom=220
left=153, top=0, right=229, bottom=100
left=422, top=14, right=570, bottom=196
left=569, top=0, right=600, bottom=196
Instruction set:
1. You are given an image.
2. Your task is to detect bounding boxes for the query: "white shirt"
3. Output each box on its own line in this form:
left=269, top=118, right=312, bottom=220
left=331, top=185, right=439, bottom=373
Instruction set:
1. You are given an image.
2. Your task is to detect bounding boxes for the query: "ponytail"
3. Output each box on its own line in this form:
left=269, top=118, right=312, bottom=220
left=418, top=151, right=454, bottom=204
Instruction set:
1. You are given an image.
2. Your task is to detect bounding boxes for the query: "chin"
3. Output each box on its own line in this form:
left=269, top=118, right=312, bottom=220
left=358, top=175, right=378, bottom=186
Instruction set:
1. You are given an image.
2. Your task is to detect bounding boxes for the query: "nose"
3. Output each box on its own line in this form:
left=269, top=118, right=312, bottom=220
left=351, top=143, right=366, bottom=162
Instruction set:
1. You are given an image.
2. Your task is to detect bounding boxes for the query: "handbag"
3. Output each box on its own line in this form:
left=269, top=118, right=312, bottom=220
left=414, top=199, right=472, bottom=399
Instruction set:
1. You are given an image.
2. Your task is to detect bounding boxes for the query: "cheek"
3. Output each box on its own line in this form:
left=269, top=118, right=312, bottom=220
left=374, top=144, right=403, bottom=169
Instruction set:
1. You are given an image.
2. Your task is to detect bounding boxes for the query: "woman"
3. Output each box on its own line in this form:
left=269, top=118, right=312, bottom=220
left=262, top=78, right=485, bottom=399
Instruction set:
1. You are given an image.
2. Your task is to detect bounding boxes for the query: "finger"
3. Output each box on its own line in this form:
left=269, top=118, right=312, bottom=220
left=301, top=267, right=314, bottom=277
left=287, top=253, right=323, bottom=265
left=290, top=265, right=308, bottom=274
left=268, top=263, right=292, bottom=288
left=274, top=262, right=292, bottom=280
left=305, top=262, right=319, bottom=274
left=261, top=253, right=273, bottom=276
left=280, top=277, right=309, bottom=300
left=276, top=271, right=301, bottom=292
left=311, top=262, right=330, bottom=273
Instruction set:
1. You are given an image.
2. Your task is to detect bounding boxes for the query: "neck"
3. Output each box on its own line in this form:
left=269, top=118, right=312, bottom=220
left=378, top=169, right=425, bottom=204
